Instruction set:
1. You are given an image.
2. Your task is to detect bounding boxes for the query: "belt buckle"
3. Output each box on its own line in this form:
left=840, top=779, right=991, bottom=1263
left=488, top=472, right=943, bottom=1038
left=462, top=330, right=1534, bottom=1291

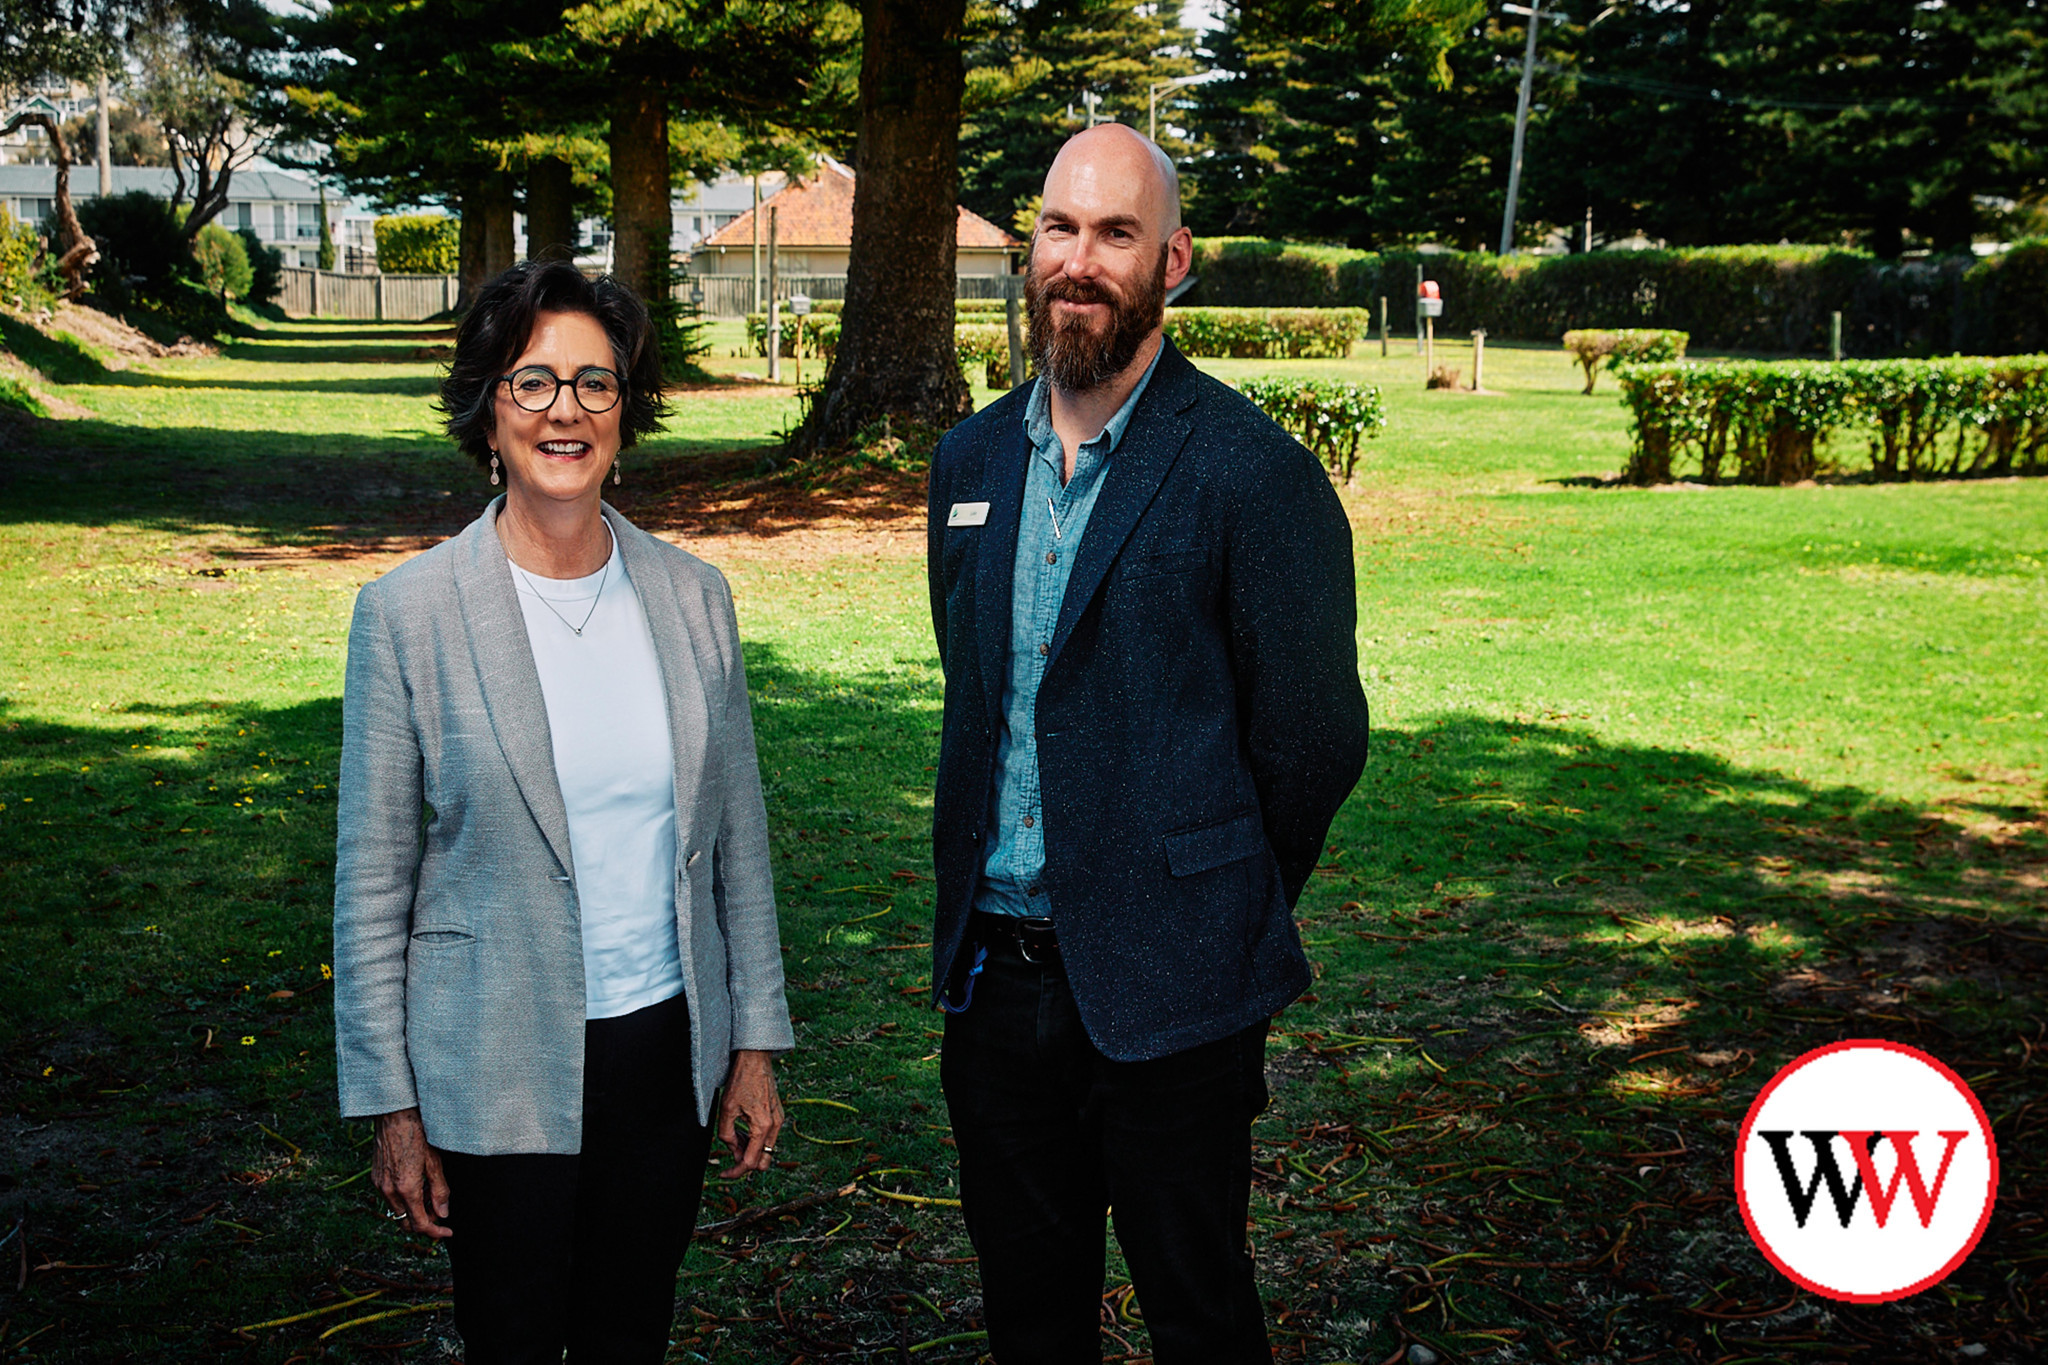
left=1016, top=916, right=1056, bottom=964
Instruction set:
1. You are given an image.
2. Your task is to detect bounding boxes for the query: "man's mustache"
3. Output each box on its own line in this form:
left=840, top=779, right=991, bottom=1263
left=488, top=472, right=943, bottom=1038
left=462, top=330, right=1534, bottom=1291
left=1040, top=275, right=1119, bottom=311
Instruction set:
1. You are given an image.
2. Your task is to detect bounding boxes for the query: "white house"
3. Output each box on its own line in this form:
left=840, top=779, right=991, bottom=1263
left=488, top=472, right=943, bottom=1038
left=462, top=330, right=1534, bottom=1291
left=0, top=164, right=381, bottom=270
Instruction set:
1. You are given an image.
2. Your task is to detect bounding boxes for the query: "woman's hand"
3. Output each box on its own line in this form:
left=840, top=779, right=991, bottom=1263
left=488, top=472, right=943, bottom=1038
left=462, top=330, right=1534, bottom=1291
left=372, top=1107, right=452, bottom=1238
left=717, top=1050, right=784, bottom=1180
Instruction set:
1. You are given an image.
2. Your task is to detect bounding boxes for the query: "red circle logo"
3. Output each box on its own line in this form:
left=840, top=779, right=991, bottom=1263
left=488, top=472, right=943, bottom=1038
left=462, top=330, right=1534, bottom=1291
left=1736, top=1039, right=1998, bottom=1302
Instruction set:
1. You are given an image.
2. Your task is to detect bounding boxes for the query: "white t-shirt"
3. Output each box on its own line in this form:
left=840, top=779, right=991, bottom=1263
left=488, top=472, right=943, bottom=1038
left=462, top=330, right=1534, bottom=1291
left=509, top=530, right=686, bottom=1020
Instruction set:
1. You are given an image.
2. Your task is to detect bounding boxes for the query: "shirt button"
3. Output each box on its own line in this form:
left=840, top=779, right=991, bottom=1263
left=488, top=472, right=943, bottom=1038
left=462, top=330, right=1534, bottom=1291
left=1023, top=815, right=1035, bottom=828
left=1046, top=551, right=1058, bottom=564
left=1038, top=642, right=1049, bottom=656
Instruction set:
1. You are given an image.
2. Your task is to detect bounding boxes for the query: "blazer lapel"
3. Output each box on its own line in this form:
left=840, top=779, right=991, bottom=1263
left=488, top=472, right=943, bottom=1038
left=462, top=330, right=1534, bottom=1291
left=974, top=396, right=1034, bottom=734
left=1045, top=341, right=1199, bottom=671
left=607, top=507, right=712, bottom=846
left=454, top=499, right=576, bottom=878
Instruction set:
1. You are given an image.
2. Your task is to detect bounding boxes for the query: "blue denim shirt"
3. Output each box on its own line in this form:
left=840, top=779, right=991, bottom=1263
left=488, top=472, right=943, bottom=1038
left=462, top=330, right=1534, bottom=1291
left=974, top=344, right=1164, bottom=917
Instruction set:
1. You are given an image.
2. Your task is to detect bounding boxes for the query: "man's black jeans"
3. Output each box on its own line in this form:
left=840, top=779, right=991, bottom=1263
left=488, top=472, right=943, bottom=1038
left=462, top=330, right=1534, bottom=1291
left=436, top=991, right=713, bottom=1365
left=941, top=924, right=1273, bottom=1363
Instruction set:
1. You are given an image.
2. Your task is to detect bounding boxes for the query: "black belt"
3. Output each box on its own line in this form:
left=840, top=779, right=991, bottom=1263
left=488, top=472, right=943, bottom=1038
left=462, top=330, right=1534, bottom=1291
left=969, top=910, right=1061, bottom=965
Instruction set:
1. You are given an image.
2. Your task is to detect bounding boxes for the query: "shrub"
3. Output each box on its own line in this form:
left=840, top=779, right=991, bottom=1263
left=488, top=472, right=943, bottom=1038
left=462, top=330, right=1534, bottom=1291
left=236, top=227, right=284, bottom=305
left=191, top=223, right=253, bottom=300
left=744, top=302, right=846, bottom=356
left=1185, top=237, right=2048, bottom=358
left=1563, top=328, right=1690, bottom=394
left=0, top=207, right=44, bottom=307
left=76, top=191, right=189, bottom=302
left=1238, top=376, right=1386, bottom=481
left=1613, top=356, right=2048, bottom=485
left=955, top=323, right=1013, bottom=387
left=1164, top=307, right=1370, bottom=359
left=373, top=214, right=459, bottom=274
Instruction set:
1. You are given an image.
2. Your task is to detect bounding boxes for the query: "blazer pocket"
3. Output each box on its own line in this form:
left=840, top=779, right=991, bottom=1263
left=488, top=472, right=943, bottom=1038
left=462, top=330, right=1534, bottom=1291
left=409, top=926, right=475, bottom=946
left=1163, top=811, right=1266, bottom=877
left=1119, top=547, right=1206, bottom=581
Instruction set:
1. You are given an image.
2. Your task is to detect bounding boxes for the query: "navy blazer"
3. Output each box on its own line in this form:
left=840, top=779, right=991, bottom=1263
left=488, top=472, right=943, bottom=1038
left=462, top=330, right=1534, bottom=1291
left=926, top=339, right=1371, bottom=1061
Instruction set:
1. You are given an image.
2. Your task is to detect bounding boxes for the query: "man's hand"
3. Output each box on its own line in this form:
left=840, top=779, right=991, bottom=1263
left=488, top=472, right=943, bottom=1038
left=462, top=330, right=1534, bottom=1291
left=371, top=1107, right=452, bottom=1238
left=717, top=1050, right=784, bottom=1180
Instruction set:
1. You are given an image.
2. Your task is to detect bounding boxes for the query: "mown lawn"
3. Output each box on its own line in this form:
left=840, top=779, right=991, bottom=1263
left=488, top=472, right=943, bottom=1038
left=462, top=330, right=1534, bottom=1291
left=0, top=313, right=2043, bottom=1364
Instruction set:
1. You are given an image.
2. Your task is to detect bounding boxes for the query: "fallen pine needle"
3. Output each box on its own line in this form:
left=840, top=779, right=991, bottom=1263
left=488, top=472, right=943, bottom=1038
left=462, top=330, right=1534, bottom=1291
left=864, top=1186, right=962, bottom=1208
left=237, top=1291, right=383, bottom=1332
left=790, top=1098, right=861, bottom=1113
left=908, top=1330, right=989, bottom=1354
left=317, top=1301, right=451, bottom=1340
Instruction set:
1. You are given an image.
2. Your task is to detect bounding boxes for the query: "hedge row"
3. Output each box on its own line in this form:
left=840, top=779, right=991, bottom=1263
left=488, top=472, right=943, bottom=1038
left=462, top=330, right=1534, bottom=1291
left=1614, top=356, right=2048, bottom=485
left=1163, top=307, right=1369, bottom=359
left=1562, top=329, right=1688, bottom=394
left=374, top=215, right=458, bottom=274
left=745, top=300, right=1011, bottom=358
left=1238, top=377, right=1386, bottom=481
left=1184, top=237, right=2048, bottom=358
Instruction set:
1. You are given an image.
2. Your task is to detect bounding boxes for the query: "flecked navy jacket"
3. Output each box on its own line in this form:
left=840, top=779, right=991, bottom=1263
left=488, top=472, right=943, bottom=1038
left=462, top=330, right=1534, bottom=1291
left=926, top=338, right=1371, bottom=1060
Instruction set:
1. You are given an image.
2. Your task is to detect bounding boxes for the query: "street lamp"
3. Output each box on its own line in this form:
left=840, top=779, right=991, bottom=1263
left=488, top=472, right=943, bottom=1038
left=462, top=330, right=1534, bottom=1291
left=1148, top=74, right=1208, bottom=143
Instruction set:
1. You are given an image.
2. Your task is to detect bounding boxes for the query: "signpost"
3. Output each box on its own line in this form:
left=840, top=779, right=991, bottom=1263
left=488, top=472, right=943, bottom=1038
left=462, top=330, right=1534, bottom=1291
left=1418, top=280, right=1443, bottom=381
left=789, top=292, right=812, bottom=386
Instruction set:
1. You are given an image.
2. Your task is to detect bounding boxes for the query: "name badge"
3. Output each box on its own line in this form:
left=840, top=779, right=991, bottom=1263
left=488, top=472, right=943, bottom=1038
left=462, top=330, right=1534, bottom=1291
left=948, top=501, right=991, bottom=527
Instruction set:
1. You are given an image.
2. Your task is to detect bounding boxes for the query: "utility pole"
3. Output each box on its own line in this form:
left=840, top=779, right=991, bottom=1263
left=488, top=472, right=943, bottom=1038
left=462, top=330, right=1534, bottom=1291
left=1498, top=1, right=1557, bottom=256
left=750, top=172, right=762, bottom=315
left=95, top=69, right=110, bottom=196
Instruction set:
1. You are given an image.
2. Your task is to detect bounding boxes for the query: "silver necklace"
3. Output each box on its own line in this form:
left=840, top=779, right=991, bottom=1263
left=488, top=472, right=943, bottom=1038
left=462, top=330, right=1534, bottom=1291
left=514, top=527, right=613, bottom=637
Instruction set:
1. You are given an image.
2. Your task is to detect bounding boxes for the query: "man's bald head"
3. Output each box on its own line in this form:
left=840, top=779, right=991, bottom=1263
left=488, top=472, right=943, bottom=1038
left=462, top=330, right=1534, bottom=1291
left=1042, top=123, right=1182, bottom=238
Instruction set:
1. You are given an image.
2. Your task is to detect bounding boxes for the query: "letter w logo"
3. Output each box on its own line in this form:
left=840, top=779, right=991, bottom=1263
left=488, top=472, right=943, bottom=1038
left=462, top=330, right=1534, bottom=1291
left=1759, top=1131, right=1971, bottom=1229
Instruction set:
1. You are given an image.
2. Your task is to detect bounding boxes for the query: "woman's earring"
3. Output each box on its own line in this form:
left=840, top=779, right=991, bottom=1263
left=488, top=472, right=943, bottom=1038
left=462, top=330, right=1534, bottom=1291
left=612, top=458, right=621, bottom=486
left=489, top=452, right=500, bottom=486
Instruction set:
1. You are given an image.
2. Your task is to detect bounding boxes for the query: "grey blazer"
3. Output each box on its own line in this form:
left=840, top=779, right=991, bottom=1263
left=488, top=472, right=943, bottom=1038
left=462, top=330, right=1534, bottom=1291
left=333, top=499, right=793, bottom=1154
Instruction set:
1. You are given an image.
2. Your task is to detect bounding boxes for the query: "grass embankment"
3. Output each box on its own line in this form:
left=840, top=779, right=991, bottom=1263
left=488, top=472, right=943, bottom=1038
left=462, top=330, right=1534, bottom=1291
left=0, top=314, right=2042, bottom=1363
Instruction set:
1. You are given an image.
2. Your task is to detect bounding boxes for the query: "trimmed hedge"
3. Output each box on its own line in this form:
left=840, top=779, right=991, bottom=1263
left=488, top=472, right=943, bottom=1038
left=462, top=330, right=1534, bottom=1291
left=1563, top=329, right=1688, bottom=395
left=1164, top=307, right=1370, bottom=359
left=1184, top=237, right=2048, bottom=358
left=1238, top=377, right=1386, bottom=481
left=373, top=215, right=458, bottom=274
left=1614, top=356, right=2048, bottom=485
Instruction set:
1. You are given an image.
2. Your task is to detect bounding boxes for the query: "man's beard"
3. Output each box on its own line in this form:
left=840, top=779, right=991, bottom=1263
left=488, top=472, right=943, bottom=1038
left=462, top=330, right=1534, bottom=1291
left=1025, top=246, right=1168, bottom=393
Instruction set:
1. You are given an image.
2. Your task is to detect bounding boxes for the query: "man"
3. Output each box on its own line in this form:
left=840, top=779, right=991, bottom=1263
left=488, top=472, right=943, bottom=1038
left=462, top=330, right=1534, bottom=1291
left=925, top=124, right=1371, bottom=1362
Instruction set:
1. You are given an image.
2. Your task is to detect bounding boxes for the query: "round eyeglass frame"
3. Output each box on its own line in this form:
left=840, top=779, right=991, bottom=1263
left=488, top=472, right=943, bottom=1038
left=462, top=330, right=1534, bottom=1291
left=498, top=365, right=625, bottom=414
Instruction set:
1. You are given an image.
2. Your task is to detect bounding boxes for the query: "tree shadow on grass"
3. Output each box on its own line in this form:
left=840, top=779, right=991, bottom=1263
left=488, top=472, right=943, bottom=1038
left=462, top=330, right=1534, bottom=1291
left=1, top=656, right=2039, bottom=1359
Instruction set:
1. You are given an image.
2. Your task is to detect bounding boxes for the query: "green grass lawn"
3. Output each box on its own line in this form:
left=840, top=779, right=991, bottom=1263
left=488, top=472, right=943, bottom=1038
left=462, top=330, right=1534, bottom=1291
left=1, top=313, right=2044, bottom=1363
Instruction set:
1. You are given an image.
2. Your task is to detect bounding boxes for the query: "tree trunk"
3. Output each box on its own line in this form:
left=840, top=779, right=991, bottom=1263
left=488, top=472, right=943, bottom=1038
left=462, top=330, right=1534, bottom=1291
left=481, top=171, right=516, bottom=277
left=789, top=0, right=970, bottom=458
left=457, top=175, right=490, bottom=310
left=526, top=155, right=576, bottom=262
left=609, top=78, right=670, bottom=303
left=0, top=112, right=97, bottom=299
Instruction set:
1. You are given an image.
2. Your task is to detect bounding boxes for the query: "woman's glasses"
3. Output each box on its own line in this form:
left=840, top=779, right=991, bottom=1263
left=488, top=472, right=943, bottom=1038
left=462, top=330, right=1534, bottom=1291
left=499, top=365, right=624, bottom=414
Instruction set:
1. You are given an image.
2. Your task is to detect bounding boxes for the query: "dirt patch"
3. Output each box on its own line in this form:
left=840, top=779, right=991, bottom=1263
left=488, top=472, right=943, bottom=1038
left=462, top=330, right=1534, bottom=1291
left=50, top=301, right=215, bottom=361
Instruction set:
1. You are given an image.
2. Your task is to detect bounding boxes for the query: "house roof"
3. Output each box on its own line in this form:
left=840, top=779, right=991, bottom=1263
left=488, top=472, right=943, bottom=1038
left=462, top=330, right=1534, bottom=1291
left=700, top=158, right=1019, bottom=252
left=0, top=165, right=330, bottom=203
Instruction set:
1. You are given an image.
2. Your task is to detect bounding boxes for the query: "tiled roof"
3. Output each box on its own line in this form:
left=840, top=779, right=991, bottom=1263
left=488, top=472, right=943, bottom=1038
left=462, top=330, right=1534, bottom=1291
left=701, top=159, right=1019, bottom=251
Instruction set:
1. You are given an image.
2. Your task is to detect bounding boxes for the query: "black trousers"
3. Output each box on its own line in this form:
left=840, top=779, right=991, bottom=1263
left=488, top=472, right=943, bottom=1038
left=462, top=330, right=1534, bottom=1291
left=940, top=924, right=1273, bottom=1363
left=436, top=992, right=713, bottom=1365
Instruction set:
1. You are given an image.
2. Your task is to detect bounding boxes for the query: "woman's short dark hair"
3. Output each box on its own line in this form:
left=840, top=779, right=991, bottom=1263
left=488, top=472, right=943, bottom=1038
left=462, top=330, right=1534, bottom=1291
left=439, top=260, right=670, bottom=471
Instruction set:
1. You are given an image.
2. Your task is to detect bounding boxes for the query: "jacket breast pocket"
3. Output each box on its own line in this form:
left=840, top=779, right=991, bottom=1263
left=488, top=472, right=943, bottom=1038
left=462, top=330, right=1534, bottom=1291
left=1163, top=811, right=1266, bottom=877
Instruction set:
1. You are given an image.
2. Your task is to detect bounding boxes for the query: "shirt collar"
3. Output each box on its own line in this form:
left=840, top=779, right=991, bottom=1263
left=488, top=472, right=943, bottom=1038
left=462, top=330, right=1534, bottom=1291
left=1023, top=338, right=1166, bottom=461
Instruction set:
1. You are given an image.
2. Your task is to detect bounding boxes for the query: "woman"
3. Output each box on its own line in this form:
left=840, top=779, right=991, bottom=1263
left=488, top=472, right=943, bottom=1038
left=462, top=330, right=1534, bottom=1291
left=333, top=259, right=790, bottom=1363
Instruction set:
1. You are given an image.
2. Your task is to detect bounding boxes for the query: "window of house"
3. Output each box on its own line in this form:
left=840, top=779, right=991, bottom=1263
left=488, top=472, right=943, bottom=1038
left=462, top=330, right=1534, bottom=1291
left=272, top=204, right=287, bottom=240
left=297, top=203, right=318, bottom=238
left=235, top=203, right=252, bottom=229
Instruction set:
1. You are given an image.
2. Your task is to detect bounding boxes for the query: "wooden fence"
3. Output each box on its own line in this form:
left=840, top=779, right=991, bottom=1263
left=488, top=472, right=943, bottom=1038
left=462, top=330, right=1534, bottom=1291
left=280, top=268, right=458, bottom=321
left=683, top=272, right=1021, bottom=317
